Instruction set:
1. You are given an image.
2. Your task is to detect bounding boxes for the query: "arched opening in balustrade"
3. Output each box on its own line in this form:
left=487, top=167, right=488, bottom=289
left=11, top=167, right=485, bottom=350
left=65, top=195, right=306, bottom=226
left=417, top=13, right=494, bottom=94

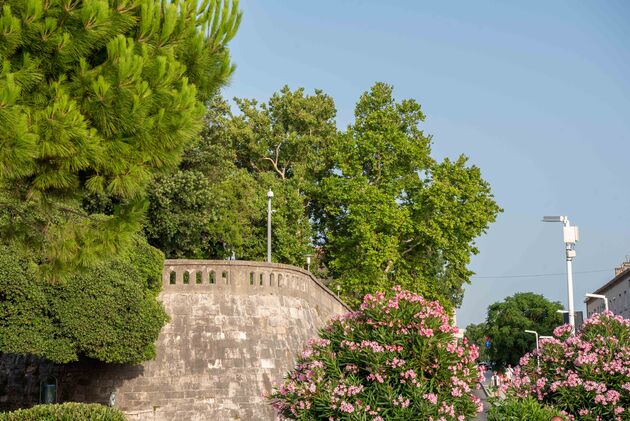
left=209, top=270, right=216, bottom=284
left=169, top=271, right=176, bottom=285
left=250, top=272, right=254, bottom=286
left=183, top=271, right=190, bottom=284
left=222, top=271, right=229, bottom=284
left=196, top=271, right=203, bottom=284
left=259, top=273, right=264, bottom=286
left=277, top=274, right=283, bottom=287
left=270, top=273, right=275, bottom=286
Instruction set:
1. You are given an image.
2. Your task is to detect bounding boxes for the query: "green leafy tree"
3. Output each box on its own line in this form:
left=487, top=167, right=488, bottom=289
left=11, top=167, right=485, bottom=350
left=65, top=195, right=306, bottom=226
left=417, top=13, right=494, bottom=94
left=144, top=168, right=261, bottom=259
left=483, top=292, right=563, bottom=368
left=0, top=0, right=241, bottom=274
left=317, top=83, right=501, bottom=307
left=146, top=84, right=499, bottom=309
left=0, top=232, right=167, bottom=364
left=145, top=89, right=337, bottom=265
left=464, top=322, right=491, bottom=362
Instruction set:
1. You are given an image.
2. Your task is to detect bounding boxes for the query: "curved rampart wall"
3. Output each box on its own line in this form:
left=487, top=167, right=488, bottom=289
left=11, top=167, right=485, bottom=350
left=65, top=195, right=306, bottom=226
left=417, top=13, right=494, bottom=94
left=124, top=259, right=349, bottom=420
left=0, top=260, right=349, bottom=420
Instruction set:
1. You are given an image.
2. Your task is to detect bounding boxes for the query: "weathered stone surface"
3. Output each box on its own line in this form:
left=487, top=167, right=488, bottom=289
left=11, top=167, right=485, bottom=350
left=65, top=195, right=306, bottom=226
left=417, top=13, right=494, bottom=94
left=0, top=260, right=348, bottom=420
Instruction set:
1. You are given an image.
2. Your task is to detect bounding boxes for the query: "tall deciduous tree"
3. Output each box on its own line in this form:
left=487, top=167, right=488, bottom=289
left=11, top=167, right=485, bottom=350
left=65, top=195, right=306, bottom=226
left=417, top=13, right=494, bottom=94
left=317, top=83, right=501, bottom=307
left=481, top=292, right=564, bottom=368
left=0, top=0, right=241, bottom=274
left=148, top=84, right=500, bottom=309
left=145, top=89, right=336, bottom=265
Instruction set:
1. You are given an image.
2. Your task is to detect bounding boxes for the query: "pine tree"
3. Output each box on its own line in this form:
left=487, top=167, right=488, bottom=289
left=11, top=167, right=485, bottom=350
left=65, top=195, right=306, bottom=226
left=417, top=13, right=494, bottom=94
left=0, top=0, right=241, bottom=274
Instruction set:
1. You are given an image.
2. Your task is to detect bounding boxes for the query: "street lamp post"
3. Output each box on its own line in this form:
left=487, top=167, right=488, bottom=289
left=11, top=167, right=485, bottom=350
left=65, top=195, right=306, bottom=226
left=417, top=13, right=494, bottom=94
left=267, top=189, right=274, bottom=263
left=585, top=293, right=608, bottom=312
left=305, top=254, right=312, bottom=272
left=543, top=215, right=579, bottom=335
left=524, top=329, right=540, bottom=367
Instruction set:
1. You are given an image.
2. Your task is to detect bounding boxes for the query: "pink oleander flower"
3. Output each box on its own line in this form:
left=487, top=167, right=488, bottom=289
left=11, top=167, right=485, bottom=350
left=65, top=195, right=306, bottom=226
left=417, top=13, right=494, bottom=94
left=339, top=401, right=354, bottom=413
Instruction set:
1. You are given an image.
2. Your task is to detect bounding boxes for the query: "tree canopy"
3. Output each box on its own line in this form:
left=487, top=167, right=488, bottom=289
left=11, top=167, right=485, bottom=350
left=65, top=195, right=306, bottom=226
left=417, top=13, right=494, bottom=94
left=144, top=89, right=336, bottom=266
left=147, top=84, right=501, bottom=308
left=463, top=322, right=490, bottom=362
left=467, top=292, right=564, bottom=368
left=0, top=0, right=241, bottom=274
left=317, top=83, right=501, bottom=307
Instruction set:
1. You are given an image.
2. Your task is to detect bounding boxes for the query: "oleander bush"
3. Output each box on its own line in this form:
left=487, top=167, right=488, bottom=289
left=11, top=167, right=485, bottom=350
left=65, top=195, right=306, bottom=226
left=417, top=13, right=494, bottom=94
left=506, top=312, right=630, bottom=421
left=269, top=287, right=484, bottom=420
left=0, top=402, right=126, bottom=421
left=487, top=396, right=564, bottom=421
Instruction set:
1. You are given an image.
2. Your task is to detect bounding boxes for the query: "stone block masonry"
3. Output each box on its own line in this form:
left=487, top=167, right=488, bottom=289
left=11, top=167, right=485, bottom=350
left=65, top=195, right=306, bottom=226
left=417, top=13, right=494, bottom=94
left=0, top=260, right=349, bottom=420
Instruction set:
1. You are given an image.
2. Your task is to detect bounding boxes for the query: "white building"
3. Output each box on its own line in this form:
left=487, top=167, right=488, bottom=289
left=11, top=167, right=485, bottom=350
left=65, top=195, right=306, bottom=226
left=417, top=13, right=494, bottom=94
left=585, top=259, right=630, bottom=319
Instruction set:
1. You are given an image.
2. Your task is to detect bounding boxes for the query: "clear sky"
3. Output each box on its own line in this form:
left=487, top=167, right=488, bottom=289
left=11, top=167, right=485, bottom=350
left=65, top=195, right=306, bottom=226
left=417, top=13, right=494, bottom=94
left=222, top=1, right=630, bottom=327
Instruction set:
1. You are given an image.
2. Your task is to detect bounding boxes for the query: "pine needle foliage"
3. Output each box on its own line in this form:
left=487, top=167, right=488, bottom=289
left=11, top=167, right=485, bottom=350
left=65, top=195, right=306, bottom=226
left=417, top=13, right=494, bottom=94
left=0, top=0, right=241, bottom=274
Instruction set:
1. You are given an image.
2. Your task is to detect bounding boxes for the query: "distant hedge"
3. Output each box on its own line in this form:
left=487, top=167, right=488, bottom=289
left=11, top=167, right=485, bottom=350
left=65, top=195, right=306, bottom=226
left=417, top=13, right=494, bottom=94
left=0, top=403, right=126, bottom=420
left=0, top=234, right=168, bottom=364
left=487, top=396, right=565, bottom=421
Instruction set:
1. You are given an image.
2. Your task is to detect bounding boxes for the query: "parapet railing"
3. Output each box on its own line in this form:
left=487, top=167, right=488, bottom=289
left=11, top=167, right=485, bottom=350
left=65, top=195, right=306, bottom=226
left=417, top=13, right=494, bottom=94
left=162, top=259, right=350, bottom=310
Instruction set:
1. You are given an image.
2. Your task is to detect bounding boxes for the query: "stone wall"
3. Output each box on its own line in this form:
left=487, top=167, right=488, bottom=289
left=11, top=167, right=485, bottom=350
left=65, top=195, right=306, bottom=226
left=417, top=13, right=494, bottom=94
left=0, top=260, right=349, bottom=420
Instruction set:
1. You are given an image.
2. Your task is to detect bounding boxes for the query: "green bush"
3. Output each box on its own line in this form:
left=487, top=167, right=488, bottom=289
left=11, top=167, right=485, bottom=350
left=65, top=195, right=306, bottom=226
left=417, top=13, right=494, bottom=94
left=0, top=403, right=126, bottom=421
left=0, top=234, right=168, bottom=364
left=487, top=396, right=564, bottom=421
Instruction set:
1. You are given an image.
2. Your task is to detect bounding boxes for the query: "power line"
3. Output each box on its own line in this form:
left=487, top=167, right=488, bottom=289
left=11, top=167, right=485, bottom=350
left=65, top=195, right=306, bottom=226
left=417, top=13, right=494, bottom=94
left=471, top=269, right=609, bottom=279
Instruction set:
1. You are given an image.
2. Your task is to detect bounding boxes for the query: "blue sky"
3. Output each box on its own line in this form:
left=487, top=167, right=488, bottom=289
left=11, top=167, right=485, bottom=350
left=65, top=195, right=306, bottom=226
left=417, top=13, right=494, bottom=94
left=222, top=1, right=630, bottom=327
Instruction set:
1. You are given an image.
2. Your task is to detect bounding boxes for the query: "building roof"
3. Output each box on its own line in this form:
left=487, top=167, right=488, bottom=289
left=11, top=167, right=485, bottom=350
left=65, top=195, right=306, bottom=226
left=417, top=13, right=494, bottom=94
left=584, top=267, right=630, bottom=304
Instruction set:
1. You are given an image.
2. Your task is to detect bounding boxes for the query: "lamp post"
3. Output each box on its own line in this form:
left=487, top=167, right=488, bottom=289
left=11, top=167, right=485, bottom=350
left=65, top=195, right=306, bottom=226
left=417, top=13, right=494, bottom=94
left=543, top=215, right=579, bottom=335
left=524, top=329, right=540, bottom=367
left=585, top=293, right=608, bottom=312
left=305, top=254, right=312, bottom=272
left=267, top=189, right=274, bottom=263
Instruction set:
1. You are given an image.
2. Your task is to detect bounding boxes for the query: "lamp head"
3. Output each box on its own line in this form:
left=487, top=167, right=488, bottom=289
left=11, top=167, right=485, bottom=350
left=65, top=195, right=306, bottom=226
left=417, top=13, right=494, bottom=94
left=267, top=189, right=274, bottom=198
left=543, top=215, right=566, bottom=223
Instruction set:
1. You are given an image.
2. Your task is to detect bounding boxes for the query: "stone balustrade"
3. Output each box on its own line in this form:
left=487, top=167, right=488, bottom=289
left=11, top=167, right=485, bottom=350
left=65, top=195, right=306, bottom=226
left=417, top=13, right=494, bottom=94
left=162, top=259, right=348, bottom=314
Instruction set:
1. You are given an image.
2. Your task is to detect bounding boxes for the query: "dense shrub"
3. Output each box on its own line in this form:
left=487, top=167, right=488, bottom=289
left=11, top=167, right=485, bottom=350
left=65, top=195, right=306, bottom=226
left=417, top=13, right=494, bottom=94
left=487, top=396, right=564, bottom=421
left=0, top=234, right=168, bottom=364
left=0, top=402, right=126, bottom=420
left=269, top=287, right=483, bottom=420
left=506, top=312, right=630, bottom=420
